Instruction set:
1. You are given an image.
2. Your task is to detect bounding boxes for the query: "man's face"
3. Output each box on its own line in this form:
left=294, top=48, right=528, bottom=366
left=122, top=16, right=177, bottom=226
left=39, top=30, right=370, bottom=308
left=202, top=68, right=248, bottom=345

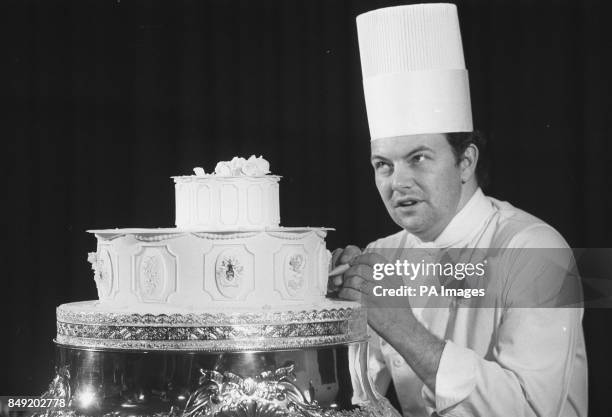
left=370, top=134, right=464, bottom=242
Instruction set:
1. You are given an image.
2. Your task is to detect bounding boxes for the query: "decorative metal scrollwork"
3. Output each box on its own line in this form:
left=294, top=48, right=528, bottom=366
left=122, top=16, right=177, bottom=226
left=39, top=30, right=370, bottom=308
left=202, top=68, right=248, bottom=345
left=31, top=359, right=399, bottom=417
left=32, top=365, right=72, bottom=417
left=181, top=364, right=320, bottom=417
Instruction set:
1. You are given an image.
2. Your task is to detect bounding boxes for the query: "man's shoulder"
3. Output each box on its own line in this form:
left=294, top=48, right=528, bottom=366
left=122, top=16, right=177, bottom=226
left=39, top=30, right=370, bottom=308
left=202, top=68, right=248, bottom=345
left=487, top=196, right=569, bottom=249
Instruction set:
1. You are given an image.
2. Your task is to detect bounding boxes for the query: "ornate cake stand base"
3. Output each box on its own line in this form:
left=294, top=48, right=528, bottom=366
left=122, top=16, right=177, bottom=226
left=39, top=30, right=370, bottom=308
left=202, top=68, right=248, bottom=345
left=34, top=343, right=400, bottom=417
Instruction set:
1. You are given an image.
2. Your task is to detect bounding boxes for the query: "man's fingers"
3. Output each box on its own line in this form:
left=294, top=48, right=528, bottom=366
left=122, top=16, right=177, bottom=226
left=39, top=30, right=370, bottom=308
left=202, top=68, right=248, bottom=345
left=329, top=264, right=350, bottom=277
left=343, top=273, right=376, bottom=294
left=331, top=274, right=344, bottom=287
left=330, top=248, right=344, bottom=270
left=350, top=252, right=388, bottom=268
left=327, top=247, right=373, bottom=299
left=344, top=264, right=376, bottom=283
left=328, top=264, right=376, bottom=297
left=338, top=245, right=363, bottom=265
left=327, top=275, right=344, bottom=293
left=338, top=287, right=363, bottom=302
left=342, top=275, right=365, bottom=292
left=329, top=245, right=363, bottom=279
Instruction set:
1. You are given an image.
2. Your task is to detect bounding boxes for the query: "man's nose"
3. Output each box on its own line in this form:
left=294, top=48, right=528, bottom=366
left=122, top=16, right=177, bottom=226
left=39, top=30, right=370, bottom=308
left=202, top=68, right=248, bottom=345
left=391, top=164, right=415, bottom=191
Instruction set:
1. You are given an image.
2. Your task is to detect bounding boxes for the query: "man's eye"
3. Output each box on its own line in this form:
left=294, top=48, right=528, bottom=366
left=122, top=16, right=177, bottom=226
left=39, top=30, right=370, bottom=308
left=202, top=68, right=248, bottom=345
left=412, top=154, right=426, bottom=163
left=373, top=161, right=391, bottom=173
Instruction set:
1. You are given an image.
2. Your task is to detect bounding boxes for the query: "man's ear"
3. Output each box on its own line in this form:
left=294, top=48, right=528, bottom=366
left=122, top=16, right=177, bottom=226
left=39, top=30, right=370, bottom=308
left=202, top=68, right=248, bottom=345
left=460, top=144, right=479, bottom=183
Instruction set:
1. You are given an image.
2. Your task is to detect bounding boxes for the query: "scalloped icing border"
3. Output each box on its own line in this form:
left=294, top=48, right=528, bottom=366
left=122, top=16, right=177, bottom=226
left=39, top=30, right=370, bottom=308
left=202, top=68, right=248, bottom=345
left=56, top=306, right=365, bottom=326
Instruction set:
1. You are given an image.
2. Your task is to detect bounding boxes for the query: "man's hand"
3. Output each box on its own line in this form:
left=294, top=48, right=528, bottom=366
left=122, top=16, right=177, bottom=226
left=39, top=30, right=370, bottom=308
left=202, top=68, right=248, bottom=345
left=338, top=252, right=415, bottom=330
left=339, top=252, right=390, bottom=303
left=328, top=245, right=363, bottom=295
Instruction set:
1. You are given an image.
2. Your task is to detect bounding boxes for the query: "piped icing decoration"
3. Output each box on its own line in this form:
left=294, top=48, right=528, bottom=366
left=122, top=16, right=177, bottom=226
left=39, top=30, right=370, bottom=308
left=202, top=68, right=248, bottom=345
left=214, top=161, right=233, bottom=176
left=214, top=155, right=271, bottom=177
left=193, top=167, right=206, bottom=176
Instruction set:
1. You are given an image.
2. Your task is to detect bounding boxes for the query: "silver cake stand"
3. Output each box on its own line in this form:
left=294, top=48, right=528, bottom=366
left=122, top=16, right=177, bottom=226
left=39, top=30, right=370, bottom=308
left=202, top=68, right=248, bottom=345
left=33, top=307, right=400, bottom=417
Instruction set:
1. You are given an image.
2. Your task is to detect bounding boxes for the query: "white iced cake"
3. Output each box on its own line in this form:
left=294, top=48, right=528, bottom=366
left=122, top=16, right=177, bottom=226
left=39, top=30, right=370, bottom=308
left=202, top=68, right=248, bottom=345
left=56, top=156, right=365, bottom=351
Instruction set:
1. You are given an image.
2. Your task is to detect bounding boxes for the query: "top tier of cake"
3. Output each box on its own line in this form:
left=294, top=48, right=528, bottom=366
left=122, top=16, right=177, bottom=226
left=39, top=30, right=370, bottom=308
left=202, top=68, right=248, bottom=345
left=174, top=156, right=280, bottom=229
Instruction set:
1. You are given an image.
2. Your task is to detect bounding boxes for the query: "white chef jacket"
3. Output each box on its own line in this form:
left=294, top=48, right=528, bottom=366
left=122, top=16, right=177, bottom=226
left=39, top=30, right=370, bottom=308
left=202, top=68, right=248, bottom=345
left=358, top=188, right=587, bottom=417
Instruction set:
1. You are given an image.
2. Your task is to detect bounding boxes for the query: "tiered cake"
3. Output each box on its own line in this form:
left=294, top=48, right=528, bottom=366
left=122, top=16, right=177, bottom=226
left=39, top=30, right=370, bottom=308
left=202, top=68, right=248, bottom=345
left=56, top=156, right=366, bottom=351
left=43, top=157, right=396, bottom=417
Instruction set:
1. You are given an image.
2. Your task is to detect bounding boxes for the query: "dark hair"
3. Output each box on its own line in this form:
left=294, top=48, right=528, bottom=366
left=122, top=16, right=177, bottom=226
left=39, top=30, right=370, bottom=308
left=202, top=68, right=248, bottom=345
left=445, top=131, right=489, bottom=189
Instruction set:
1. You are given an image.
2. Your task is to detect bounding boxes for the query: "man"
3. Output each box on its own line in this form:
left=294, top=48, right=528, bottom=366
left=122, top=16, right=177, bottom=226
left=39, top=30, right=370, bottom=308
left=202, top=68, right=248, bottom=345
left=329, top=4, right=587, bottom=417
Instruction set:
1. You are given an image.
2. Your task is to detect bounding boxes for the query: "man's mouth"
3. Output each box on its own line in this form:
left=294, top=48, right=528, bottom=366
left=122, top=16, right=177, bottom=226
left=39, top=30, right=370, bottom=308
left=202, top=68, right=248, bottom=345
left=394, top=199, right=421, bottom=208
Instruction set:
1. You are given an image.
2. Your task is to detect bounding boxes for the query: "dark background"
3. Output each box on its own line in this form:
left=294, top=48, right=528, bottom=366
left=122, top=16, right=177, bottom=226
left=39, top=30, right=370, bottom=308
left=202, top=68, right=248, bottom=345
left=3, top=0, right=612, bottom=415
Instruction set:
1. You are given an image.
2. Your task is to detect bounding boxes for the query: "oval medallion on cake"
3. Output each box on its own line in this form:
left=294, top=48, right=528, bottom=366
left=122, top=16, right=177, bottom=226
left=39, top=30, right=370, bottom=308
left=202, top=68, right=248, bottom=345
left=132, top=245, right=177, bottom=303
left=211, top=247, right=254, bottom=300
left=284, top=251, right=307, bottom=297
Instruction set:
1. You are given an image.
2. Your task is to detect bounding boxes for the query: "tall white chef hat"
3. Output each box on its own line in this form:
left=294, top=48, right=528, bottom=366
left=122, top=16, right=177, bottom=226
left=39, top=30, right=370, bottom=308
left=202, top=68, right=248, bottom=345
left=356, top=3, right=473, bottom=140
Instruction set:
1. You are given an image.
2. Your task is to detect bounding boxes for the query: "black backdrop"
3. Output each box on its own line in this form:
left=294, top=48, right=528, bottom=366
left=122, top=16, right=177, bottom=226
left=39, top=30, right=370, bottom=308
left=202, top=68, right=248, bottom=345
left=4, top=0, right=612, bottom=415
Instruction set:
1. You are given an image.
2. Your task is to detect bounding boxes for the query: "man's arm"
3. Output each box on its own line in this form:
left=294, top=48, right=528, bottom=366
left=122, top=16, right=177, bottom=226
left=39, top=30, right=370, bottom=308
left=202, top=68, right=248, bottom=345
left=336, top=248, right=586, bottom=416
left=417, top=308, right=585, bottom=416
left=364, top=306, right=445, bottom=394
left=337, top=252, right=445, bottom=392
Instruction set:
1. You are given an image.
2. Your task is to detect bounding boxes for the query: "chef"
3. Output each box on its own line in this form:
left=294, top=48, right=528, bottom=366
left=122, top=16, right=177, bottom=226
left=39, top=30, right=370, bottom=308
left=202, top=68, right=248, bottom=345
left=330, top=4, right=588, bottom=416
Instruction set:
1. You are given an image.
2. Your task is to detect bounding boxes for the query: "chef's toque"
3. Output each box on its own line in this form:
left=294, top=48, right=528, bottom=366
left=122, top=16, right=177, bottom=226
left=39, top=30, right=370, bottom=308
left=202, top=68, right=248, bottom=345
left=357, top=3, right=473, bottom=140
